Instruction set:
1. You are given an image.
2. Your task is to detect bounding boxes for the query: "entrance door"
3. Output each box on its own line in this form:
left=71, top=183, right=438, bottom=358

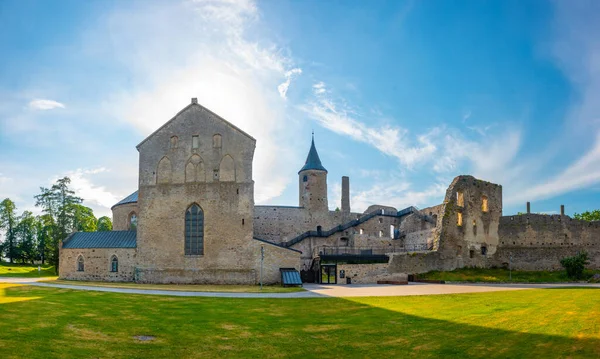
left=320, top=264, right=337, bottom=284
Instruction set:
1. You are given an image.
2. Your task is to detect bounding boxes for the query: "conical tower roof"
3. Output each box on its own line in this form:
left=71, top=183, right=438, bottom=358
left=299, top=133, right=327, bottom=173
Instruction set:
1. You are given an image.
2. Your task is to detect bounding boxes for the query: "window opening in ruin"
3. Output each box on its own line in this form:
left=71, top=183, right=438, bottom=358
left=129, top=212, right=137, bottom=231
left=390, top=225, right=395, bottom=238
left=457, top=191, right=464, bottom=207
left=303, top=175, right=308, bottom=182
left=378, top=218, right=383, bottom=224
left=111, top=255, right=118, bottom=272
left=378, top=230, right=383, bottom=238
left=242, top=218, right=245, bottom=226
left=213, top=134, right=222, bottom=148
left=469, top=250, right=474, bottom=258
left=359, top=228, right=364, bottom=234
left=457, top=212, right=463, bottom=226
left=317, top=225, right=322, bottom=234
left=472, top=219, right=476, bottom=227
left=482, top=196, right=488, bottom=212
left=213, top=169, right=219, bottom=179
left=236, top=189, right=239, bottom=194
left=185, top=204, right=204, bottom=255
left=77, top=256, right=84, bottom=271
left=192, top=135, right=199, bottom=149
left=481, top=246, right=487, bottom=255
left=170, top=136, right=178, bottom=149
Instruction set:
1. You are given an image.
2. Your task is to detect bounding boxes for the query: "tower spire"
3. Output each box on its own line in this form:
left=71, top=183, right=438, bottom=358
left=299, top=132, right=327, bottom=174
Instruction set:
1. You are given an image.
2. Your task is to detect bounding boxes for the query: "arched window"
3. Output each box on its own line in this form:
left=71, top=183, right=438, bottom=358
left=185, top=204, right=204, bottom=255
left=482, top=196, right=489, bottom=212
left=457, top=191, right=464, bottom=207
left=170, top=136, right=178, bottom=149
left=110, top=255, right=118, bottom=272
left=303, top=175, right=308, bottom=182
left=77, top=255, right=84, bottom=272
left=129, top=212, right=137, bottom=231
left=213, top=134, right=222, bottom=148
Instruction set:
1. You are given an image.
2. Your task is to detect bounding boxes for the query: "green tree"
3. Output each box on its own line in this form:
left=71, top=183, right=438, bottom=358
left=72, top=204, right=97, bottom=232
left=0, top=198, right=18, bottom=263
left=560, top=251, right=590, bottom=280
left=15, top=211, right=38, bottom=264
left=35, top=177, right=83, bottom=272
left=573, top=210, right=600, bottom=221
left=36, top=214, right=54, bottom=265
left=96, top=216, right=113, bottom=232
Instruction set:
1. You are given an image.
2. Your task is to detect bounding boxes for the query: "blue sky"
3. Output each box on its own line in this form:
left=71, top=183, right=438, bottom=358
left=1, top=0, right=600, bottom=219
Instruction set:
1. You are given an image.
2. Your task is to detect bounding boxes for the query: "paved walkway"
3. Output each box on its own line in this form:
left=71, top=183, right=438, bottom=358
left=1, top=277, right=598, bottom=298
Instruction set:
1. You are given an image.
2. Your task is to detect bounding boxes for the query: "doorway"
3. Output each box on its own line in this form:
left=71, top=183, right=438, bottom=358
left=320, top=264, right=337, bottom=284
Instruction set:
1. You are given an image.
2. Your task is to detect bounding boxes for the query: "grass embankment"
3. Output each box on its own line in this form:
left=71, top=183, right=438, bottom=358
left=43, top=279, right=304, bottom=293
left=0, top=283, right=599, bottom=358
left=419, top=267, right=600, bottom=283
left=0, top=261, right=56, bottom=278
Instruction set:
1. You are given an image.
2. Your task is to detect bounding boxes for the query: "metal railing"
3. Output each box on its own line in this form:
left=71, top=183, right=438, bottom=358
left=317, top=243, right=432, bottom=257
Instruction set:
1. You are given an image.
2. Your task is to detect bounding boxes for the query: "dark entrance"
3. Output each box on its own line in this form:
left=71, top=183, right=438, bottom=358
left=320, top=264, right=337, bottom=284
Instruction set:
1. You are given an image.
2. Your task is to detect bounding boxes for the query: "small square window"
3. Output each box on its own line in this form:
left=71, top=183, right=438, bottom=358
left=192, top=135, right=199, bottom=149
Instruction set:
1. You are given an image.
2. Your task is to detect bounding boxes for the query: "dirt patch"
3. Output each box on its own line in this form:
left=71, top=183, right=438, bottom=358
left=133, top=335, right=156, bottom=342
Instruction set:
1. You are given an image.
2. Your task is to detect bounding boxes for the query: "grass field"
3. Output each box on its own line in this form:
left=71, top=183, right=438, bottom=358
left=0, top=262, right=56, bottom=278
left=0, top=283, right=598, bottom=358
left=43, top=279, right=304, bottom=293
left=419, top=267, right=600, bottom=283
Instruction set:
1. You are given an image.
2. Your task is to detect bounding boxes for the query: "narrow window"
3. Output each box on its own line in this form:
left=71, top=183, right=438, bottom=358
left=317, top=225, right=322, bottom=234
left=378, top=218, right=383, bottom=224
left=213, top=134, right=222, bottom=148
left=482, top=196, right=488, bottom=212
left=469, top=250, right=474, bottom=258
left=457, top=191, right=464, bottom=207
left=192, top=135, right=199, bottom=149
left=481, top=246, right=488, bottom=255
left=129, top=212, right=137, bottom=231
left=303, top=175, right=308, bottom=182
left=457, top=212, right=463, bottom=226
left=170, top=136, right=178, bottom=149
left=378, top=230, right=383, bottom=238
left=242, top=218, right=245, bottom=226
left=390, top=225, right=395, bottom=238
left=359, top=228, right=364, bottom=234
left=77, top=256, right=84, bottom=272
left=111, top=255, right=118, bottom=272
left=185, top=204, right=204, bottom=255
left=472, top=219, right=476, bottom=227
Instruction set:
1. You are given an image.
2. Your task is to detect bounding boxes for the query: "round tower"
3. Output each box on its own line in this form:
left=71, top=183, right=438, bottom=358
left=298, top=133, right=328, bottom=212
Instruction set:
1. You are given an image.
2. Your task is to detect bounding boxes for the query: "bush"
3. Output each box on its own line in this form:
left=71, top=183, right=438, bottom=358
left=560, top=251, right=589, bottom=280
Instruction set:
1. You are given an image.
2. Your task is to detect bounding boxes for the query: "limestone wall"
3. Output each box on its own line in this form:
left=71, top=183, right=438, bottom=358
left=252, top=239, right=301, bottom=284
left=59, top=247, right=136, bottom=282
left=337, top=263, right=407, bottom=284
left=112, top=202, right=138, bottom=231
left=253, top=206, right=306, bottom=243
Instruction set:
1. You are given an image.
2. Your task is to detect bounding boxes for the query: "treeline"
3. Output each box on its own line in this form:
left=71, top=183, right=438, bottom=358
left=0, top=177, right=112, bottom=269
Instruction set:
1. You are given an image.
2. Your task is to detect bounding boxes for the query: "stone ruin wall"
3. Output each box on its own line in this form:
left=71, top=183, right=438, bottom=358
left=59, top=247, right=136, bottom=282
left=494, top=214, right=600, bottom=270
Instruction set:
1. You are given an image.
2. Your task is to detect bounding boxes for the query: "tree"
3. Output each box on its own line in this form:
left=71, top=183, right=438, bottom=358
left=573, top=210, right=600, bottom=221
left=36, top=214, right=54, bottom=265
left=72, top=204, right=97, bottom=232
left=35, top=177, right=83, bottom=272
left=15, top=211, right=38, bottom=264
left=97, top=216, right=113, bottom=232
left=560, top=251, right=590, bottom=280
left=0, top=198, right=18, bottom=263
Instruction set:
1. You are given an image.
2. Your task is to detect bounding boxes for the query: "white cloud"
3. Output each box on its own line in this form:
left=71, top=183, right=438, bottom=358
left=28, top=99, right=65, bottom=110
left=59, top=167, right=120, bottom=212
left=277, top=68, right=302, bottom=99
left=312, top=81, right=326, bottom=95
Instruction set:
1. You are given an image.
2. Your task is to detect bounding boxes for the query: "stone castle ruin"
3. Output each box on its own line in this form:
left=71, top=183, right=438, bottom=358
left=59, top=99, right=600, bottom=284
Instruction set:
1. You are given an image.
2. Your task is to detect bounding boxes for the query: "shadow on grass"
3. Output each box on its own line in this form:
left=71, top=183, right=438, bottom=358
left=0, top=285, right=598, bottom=358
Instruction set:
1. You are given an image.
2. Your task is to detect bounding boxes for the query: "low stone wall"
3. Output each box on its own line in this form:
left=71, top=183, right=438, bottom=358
left=252, top=239, right=302, bottom=284
left=337, top=263, right=407, bottom=284
left=59, top=247, right=136, bottom=282
left=493, top=246, right=600, bottom=271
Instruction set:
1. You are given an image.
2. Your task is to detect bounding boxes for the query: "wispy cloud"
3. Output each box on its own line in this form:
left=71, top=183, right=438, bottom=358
left=278, top=68, right=302, bottom=99
left=28, top=99, right=65, bottom=110
left=58, top=167, right=120, bottom=210
left=312, top=81, right=326, bottom=95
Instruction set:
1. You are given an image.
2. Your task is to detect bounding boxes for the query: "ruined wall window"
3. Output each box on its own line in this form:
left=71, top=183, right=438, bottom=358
left=213, top=134, right=222, bottom=148
left=170, top=136, right=178, bottom=149
left=469, top=250, right=474, bottom=258
left=317, top=225, right=322, bottom=234
left=482, top=196, right=489, bottom=212
left=110, top=255, right=118, bottom=272
left=185, top=204, right=204, bottom=255
left=359, top=228, right=364, bottom=234
left=472, top=219, right=476, bottom=227
left=390, top=225, right=395, bottom=239
left=192, top=135, right=199, bottom=149
left=303, top=175, right=308, bottom=182
left=456, top=191, right=464, bottom=207
left=378, top=230, right=383, bottom=238
left=481, top=246, right=488, bottom=256
left=457, top=212, right=463, bottom=226
left=129, top=212, right=137, bottom=231
left=77, top=255, right=84, bottom=272
left=378, top=218, right=383, bottom=224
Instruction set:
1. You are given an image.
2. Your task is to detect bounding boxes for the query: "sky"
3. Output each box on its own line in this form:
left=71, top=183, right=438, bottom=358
left=1, top=0, right=600, bottom=220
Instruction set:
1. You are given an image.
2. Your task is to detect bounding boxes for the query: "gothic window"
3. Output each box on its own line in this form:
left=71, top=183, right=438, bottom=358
left=482, top=196, right=489, bottom=212
left=219, top=155, right=235, bottom=182
left=111, top=255, right=118, bottom=272
left=303, top=175, right=308, bottom=182
left=170, top=136, right=178, bottom=149
left=157, top=156, right=172, bottom=184
left=129, top=212, right=137, bottom=231
left=213, top=134, right=222, bottom=148
left=185, top=204, right=204, bottom=255
left=192, top=135, right=199, bottom=149
left=77, top=255, right=84, bottom=272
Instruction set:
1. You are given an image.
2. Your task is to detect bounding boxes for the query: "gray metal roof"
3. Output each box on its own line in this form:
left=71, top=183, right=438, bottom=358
left=299, top=135, right=327, bottom=173
left=111, top=191, right=138, bottom=209
left=62, top=231, right=137, bottom=249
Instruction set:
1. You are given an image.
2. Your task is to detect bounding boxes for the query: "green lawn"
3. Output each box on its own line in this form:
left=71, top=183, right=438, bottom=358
left=419, top=267, right=600, bottom=283
left=0, top=262, right=56, bottom=278
left=43, top=279, right=304, bottom=293
left=0, top=283, right=599, bottom=358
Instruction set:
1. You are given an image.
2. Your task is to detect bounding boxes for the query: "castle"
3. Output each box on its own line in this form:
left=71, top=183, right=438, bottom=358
left=59, top=99, right=600, bottom=284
